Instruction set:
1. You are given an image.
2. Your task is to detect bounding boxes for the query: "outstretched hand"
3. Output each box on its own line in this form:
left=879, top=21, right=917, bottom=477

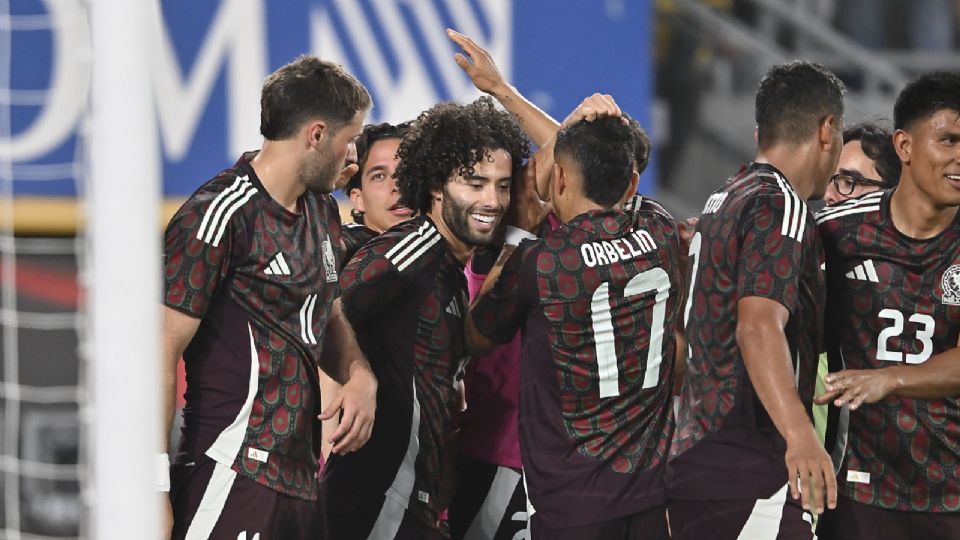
left=506, top=156, right=552, bottom=233
left=814, top=368, right=898, bottom=410
left=447, top=28, right=506, bottom=95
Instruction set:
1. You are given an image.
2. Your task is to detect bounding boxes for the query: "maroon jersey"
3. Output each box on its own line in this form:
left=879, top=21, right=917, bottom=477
left=164, top=152, right=342, bottom=500
left=339, top=221, right=379, bottom=266
left=471, top=201, right=683, bottom=531
left=319, top=216, right=468, bottom=533
left=668, top=162, right=825, bottom=501
left=817, top=190, right=960, bottom=512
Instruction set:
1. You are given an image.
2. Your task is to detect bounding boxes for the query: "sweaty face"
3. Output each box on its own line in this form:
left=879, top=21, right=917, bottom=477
left=300, top=112, right=365, bottom=194
left=352, top=138, right=412, bottom=233
left=823, top=140, right=885, bottom=206
left=441, top=149, right=512, bottom=247
left=905, top=109, right=960, bottom=207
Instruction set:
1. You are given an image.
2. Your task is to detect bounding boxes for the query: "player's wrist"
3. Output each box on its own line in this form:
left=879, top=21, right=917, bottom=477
left=157, top=452, right=171, bottom=492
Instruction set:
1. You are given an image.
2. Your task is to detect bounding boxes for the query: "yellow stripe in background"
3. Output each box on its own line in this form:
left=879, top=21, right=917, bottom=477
left=2, top=196, right=357, bottom=235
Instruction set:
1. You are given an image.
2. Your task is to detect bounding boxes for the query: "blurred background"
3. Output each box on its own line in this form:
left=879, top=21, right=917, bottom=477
left=1, top=0, right=958, bottom=537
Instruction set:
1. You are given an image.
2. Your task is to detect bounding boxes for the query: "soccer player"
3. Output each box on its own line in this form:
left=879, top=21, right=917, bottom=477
left=667, top=61, right=845, bottom=540
left=161, top=56, right=378, bottom=540
left=467, top=115, right=683, bottom=540
left=822, top=122, right=901, bottom=207
left=341, top=121, right=415, bottom=262
left=814, top=72, right=960, bottom=539
left=316, top=96, right=531, bottom=539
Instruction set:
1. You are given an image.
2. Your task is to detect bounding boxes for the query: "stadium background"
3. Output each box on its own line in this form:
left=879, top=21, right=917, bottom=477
left=2, top=0, right=958, bottom=537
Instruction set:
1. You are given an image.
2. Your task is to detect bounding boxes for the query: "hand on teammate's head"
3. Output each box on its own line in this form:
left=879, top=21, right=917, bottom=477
left=561, top=93, right=624, bottom=129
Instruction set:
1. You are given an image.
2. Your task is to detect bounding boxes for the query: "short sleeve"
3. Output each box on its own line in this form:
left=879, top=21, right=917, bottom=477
left=735, top=192, right=810, bottom=313
left=471, top=240, right=538, bottom=344
left=338, top=232, right=418, bottom=325
left=163, top=191, right=240, bottom=318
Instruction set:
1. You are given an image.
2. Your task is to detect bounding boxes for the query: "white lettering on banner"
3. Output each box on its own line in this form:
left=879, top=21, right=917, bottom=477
left=146, top=0, right=265, bottom=160
left=310, top=0, right=512, bottom=124
left=0, top=0, right=90, bottom=161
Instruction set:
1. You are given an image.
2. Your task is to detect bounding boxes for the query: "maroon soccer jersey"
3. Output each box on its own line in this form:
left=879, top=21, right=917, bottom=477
left=668, top=162, right=825, bottom=501
left=164, top=152, right=342, bottom=500
left=471, top=201, right=683, bottom=531
left=319, top=216, right=468, bottom=533
left=817, top=190, right=960, bottom=512
left=339, top=221, right=379, bottom=266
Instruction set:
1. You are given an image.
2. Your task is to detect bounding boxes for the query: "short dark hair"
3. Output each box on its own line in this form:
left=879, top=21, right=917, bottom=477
left=843, top=122, right=901, bottom=187
left=395, top=96, right=530, bottom=214
left=623, top=112, right=652, bottom=175
left=260, top=55, right=371, bottom=140
left=343, top=122, right=412, bottom=194
left=555, top=117, right=636, bottom=208
left=755, top=61, right=845, bottom=149
left=893, top=71, right=960, bottom=131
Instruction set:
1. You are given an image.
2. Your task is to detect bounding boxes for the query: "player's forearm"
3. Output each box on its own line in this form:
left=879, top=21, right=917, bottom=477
left=320, top=301, right=373, bottom=384
left=737, top=321, right=818, bottom=443
left=488, top=82, right=559, bottom=148
left=885, top=347, right=960, bottom=399
left=161, top=357, right=178, bottom=452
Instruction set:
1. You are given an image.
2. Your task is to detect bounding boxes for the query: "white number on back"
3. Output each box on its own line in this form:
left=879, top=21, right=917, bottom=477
left=591, top=267, right=672, bottom=398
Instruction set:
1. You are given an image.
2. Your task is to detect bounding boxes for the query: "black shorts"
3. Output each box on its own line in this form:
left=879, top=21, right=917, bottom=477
left=170, top=456, right=316, bottom=540
left=817, top=495, right=960, bottom=540
left=317, top=495, right=446, bottom=540
left=668, top=484, right=815, bottom=540
left=448, top=454, right=527, bottom=540
left=530, top=504, right=668, bottom=540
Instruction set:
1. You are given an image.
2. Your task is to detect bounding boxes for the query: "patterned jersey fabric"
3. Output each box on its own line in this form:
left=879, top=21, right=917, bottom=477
left=319, top=216, right=468, bottom=534
left=339, top=221, right=379, bottom=267
left=471, top=200, right=683, bottom=530
left=818, top=190, right=960, bottom=512
left=164, top=151, right=342, bottom=500
left=668, top=162, right=825, bottom=501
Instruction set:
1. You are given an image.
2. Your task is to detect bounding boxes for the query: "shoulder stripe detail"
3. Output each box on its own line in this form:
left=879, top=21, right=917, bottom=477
left=396, top=233, right=443, bottom=272
left=385, top=221, right=441, bottom=271
left=196, top=175, right=258, bottom=246
left=774, top=175, right=807, bottom=240
left=815, top=192, right=883, bottom=218
left=815, top=205, right=881, bottom=224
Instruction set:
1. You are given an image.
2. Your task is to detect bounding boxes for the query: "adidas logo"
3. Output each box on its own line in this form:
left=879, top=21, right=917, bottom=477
left=445, top=299, right=462, bottom=318
left=264, top=253, right=290, bottom=276
left=845, top=259, right=879, bottom=283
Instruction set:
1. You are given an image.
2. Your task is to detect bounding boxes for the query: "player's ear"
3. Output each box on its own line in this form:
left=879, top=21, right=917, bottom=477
left=553, top=163, right=566, bottom=196
left=819, top=114, right=838, bottom=147
left=893, top=129, right=911, bottom=165
left=349, top=187, right=365, bottom=213
left=306, top=120, right=327, bottom=148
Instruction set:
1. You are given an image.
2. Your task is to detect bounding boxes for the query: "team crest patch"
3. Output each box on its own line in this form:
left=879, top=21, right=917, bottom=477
left=322, top=237, right=338, bottom=283
left=942, top=265, right=960, bottom=305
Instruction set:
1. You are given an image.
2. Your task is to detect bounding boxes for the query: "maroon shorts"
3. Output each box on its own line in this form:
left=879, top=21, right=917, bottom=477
left=668, top=485, right=814, bottom=540
left=170, top=456, right=317, bottom=540
left=529, top=504, right=669, bottom=540
left=817, top=495, right=960, bottom=540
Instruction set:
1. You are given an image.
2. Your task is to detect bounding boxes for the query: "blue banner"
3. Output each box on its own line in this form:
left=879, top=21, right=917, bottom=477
left=4, top=0, right=652, bottom=200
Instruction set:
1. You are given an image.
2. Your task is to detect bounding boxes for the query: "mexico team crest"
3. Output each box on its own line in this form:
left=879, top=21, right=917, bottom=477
left=942, top=265, right=960, bottom=305
left=322, top=237, right=338, bottom=283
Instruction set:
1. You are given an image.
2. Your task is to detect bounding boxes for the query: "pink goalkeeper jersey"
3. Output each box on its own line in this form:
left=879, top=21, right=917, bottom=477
left=458, top=214, right=563, bottom=469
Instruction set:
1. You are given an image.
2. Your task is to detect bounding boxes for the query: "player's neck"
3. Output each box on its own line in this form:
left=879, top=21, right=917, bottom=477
left=251, top=142, right=305, bottom=213
left=754, top=145, right=819, bottom=200
left=427, top=208, right=474, bottom=264
left=889, top=179, right=959, bottom=240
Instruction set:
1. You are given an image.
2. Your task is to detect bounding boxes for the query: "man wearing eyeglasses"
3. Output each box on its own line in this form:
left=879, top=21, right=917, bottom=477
left=823, top=122, right=901, bottom=207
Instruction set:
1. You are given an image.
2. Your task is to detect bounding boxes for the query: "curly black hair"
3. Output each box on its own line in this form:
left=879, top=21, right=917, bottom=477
left=394, top=96, right=531, bottom=214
